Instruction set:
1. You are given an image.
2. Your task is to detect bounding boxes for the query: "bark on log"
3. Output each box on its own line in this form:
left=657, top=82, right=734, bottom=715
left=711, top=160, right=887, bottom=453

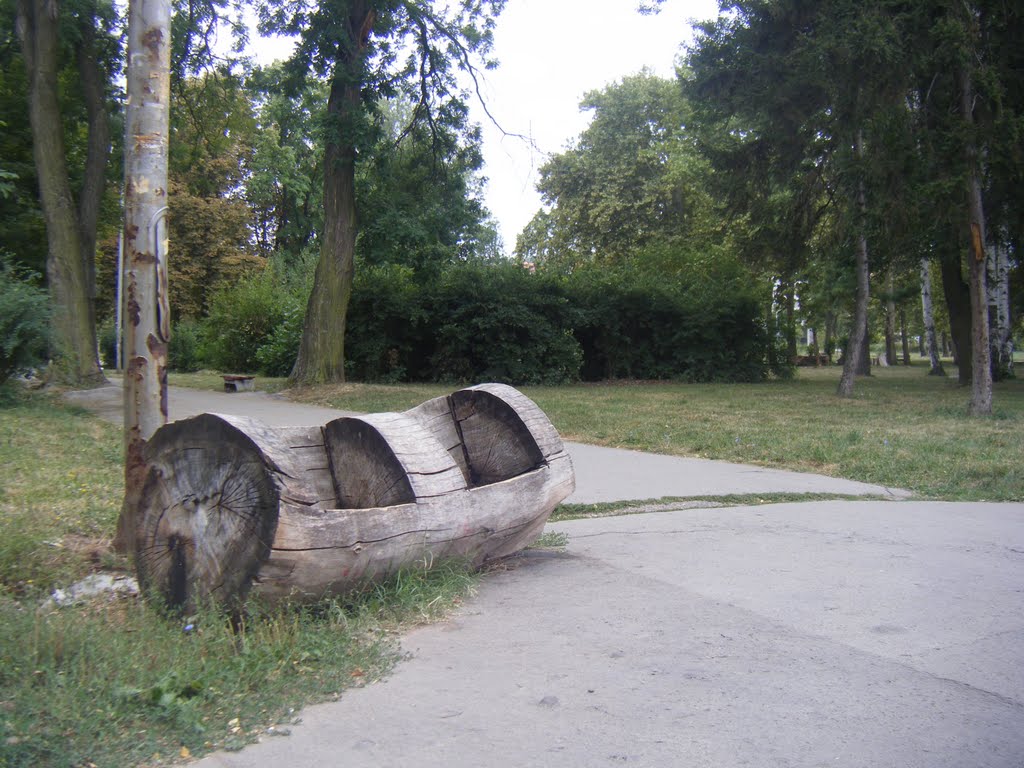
left=135, top=385, right=575, bottom=609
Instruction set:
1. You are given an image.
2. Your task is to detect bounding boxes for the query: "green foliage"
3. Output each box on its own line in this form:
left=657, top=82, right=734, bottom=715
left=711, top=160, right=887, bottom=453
left=0, top=389, right=477, bottom=766
left=520, top=71, right=715, bottom=270
left=242, top=65, right=334, bottom=263
left=567, top=254, right=770, bottom=383
left=344, top=264, right=425, bottom=383
left=343, top=263, right=584, bottom=385
left=427, top=264, right=583, bottom=385
left=199, top=269, right=292, bottom=374
left=168, top=319, right=203, bottom=373
left=0, top=257, right=51, bottom=383
left=197, top=257, right=311, bottom=376
left=255, top=303, right=304, bottom=377
left=341, top=258, right=769, bottom=385
left=169, top=73, right=266, bottom=319
left=97, top=321, right=116, bottom=369
left=356, top=98, right=491, bottom=272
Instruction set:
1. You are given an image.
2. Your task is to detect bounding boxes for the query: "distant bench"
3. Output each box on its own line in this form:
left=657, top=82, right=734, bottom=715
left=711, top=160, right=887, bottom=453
left=222, top=375, right=255, bottom=392
left=791, top=354, right=829, bottom=367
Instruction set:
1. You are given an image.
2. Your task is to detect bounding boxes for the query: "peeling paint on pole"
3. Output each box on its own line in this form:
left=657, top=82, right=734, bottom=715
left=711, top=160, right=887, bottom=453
left=115, top=0, right=171, bottom=554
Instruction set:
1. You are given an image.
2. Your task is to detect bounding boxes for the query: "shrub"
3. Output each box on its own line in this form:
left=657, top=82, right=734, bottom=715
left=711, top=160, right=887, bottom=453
left=342, top=255, right=769, bottom=385
left=566, top=253, right=769, bottom=383
left=168, top=319, right=204, bottom=372
left=345, top=264, right=424, bottom=383
left=0, top=256, right=51, bottom=383
left=426, top=263, right=583, bottom=385
left=345, top=262, right=583, bottom=385
left=255, top=302, right=304, bottom=377
left=198, top=268, right=293, bottom=374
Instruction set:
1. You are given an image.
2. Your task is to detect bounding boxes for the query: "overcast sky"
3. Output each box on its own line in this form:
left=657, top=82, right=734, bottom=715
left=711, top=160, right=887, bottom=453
left=247, top=0, right=722, bottom=253
left=467, top=0, right=720, bottom=251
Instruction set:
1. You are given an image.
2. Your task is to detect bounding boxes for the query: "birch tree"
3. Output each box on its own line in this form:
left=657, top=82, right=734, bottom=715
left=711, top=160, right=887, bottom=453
left=987, top=237, right=1014, bottom=380
left=114, top=0, right=171, bottom=552
left=919, top=258, right=945, bottom=376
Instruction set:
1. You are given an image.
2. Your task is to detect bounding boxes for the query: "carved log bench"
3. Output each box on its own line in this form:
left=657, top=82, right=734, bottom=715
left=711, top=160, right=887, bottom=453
left=134, top=383, right=575, bottom=610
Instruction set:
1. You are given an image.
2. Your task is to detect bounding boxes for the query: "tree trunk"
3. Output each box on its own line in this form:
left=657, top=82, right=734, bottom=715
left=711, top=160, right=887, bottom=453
left=856, top=324, right=872, bottom=375
left=75, top=13, right=110, bottom=328
left=986, top=236, right=1013, bottom=380
left=884, top=270, right=896, bottom=366
left=919, top=258, right=945, bottom=376
left=784, top=281, right=797, bottom=360
left=765, top=300, right=777, bottom=373
left=940, top=248, right=972, bottom=384
left=135, top=385, right=575, bottom=610
left=838, top=130, right=872, bottom=398
left=838, top=237, right=871, bottom=394
left=291, top=4, right=373, bottom=384
left=116, top=0, right=172, bottom=554
left=899, top=306, right=910, bottom=365
left=823, top=311, right=836, bottom=362
left=16, top=0, right=105, bottom=387
left=959, top=66, right=992, bottom=416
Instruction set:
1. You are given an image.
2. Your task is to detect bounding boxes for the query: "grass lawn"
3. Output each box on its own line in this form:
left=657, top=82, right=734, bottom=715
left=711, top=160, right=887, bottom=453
left=3, top=361, right=1019, bottom=765
left=0, top=386, right=476, bottom=768
left=275, top=364, right=1024, bottom=502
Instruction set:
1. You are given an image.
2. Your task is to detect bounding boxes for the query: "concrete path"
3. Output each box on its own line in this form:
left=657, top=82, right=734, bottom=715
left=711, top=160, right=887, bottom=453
left=194, top=501, right=1024, bottom=768
left=64, top=382, right=907, bottom=502
left=65, top=382, right=1024, bottom=766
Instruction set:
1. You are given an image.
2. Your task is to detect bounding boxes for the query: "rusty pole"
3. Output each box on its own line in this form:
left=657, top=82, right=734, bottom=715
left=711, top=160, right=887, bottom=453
left=115, top=0, right=171, bottom=554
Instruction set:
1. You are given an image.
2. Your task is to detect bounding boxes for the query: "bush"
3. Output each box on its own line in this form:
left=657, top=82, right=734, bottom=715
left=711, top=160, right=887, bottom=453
left=0, top=256, right=50, bottom=383
left=202, top=250, right=770, bottom=386
left=566, top=255, right=769, bottom=383
left=255, top=302, right=304, bottom=377
left=344, top=264, right=424, bottom=383
left=98, top=322, right=117, bottom=370
left=168, top=319, right=204, bottom=372
left=345, top=263, right=583, bottom=385
left=426, top=264, right=583, bottom=385
left=341, top=256, right=769, bottom=385
left=198, top=267, right=294, bottom=374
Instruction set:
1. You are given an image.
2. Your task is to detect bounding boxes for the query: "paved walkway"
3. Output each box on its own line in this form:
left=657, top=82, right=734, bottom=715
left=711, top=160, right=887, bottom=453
left=66, top=382, right=1024, bottom=767
left=65, top=382, right=907, bottom=502
left=197, top=501, right=1024, bottom=768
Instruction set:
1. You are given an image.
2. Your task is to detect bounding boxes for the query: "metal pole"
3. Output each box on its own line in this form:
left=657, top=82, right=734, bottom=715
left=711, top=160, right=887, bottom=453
left=115, top=228, right=123, bottom=371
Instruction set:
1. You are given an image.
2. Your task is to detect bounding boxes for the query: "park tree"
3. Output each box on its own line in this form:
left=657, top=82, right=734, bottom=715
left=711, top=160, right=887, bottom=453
left=256, top=0, right=505, bottom=385
left=919, top=258, right=946, bottom=376
left=116, top=0, right=172, bottom=552
left=520, top=71, right=711, bottom=271
left=686, top=0, right=1023, bottom=411
left=13, top=0, right=120, bottom=385
left=687, top=0, right=918, bottom=397
left=168, top=71, right=264, bottom=318
left=357, top=95, right=491, bottom=273
left=244, top=63, right=326, bottom=260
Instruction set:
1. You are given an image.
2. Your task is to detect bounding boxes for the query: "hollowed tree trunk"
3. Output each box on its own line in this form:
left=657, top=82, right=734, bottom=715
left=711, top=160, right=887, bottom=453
left=134, top=385, right=575, bottom=611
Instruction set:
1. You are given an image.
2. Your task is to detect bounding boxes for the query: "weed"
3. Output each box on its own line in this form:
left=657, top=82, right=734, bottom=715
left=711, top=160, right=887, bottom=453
left=530, top=530, right=569, bottom=549
left=0, top=389, right=477, bottom=766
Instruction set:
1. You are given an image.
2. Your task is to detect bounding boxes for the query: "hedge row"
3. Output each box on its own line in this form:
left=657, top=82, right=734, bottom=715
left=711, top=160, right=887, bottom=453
left=165, top=259, right=777, bottom=385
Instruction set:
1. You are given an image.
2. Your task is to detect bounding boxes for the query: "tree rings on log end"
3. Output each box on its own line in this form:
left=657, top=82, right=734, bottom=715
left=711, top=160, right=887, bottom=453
left=135, top=414, right=280, bottom=612
left=450, top=388, right=547, bottom=487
